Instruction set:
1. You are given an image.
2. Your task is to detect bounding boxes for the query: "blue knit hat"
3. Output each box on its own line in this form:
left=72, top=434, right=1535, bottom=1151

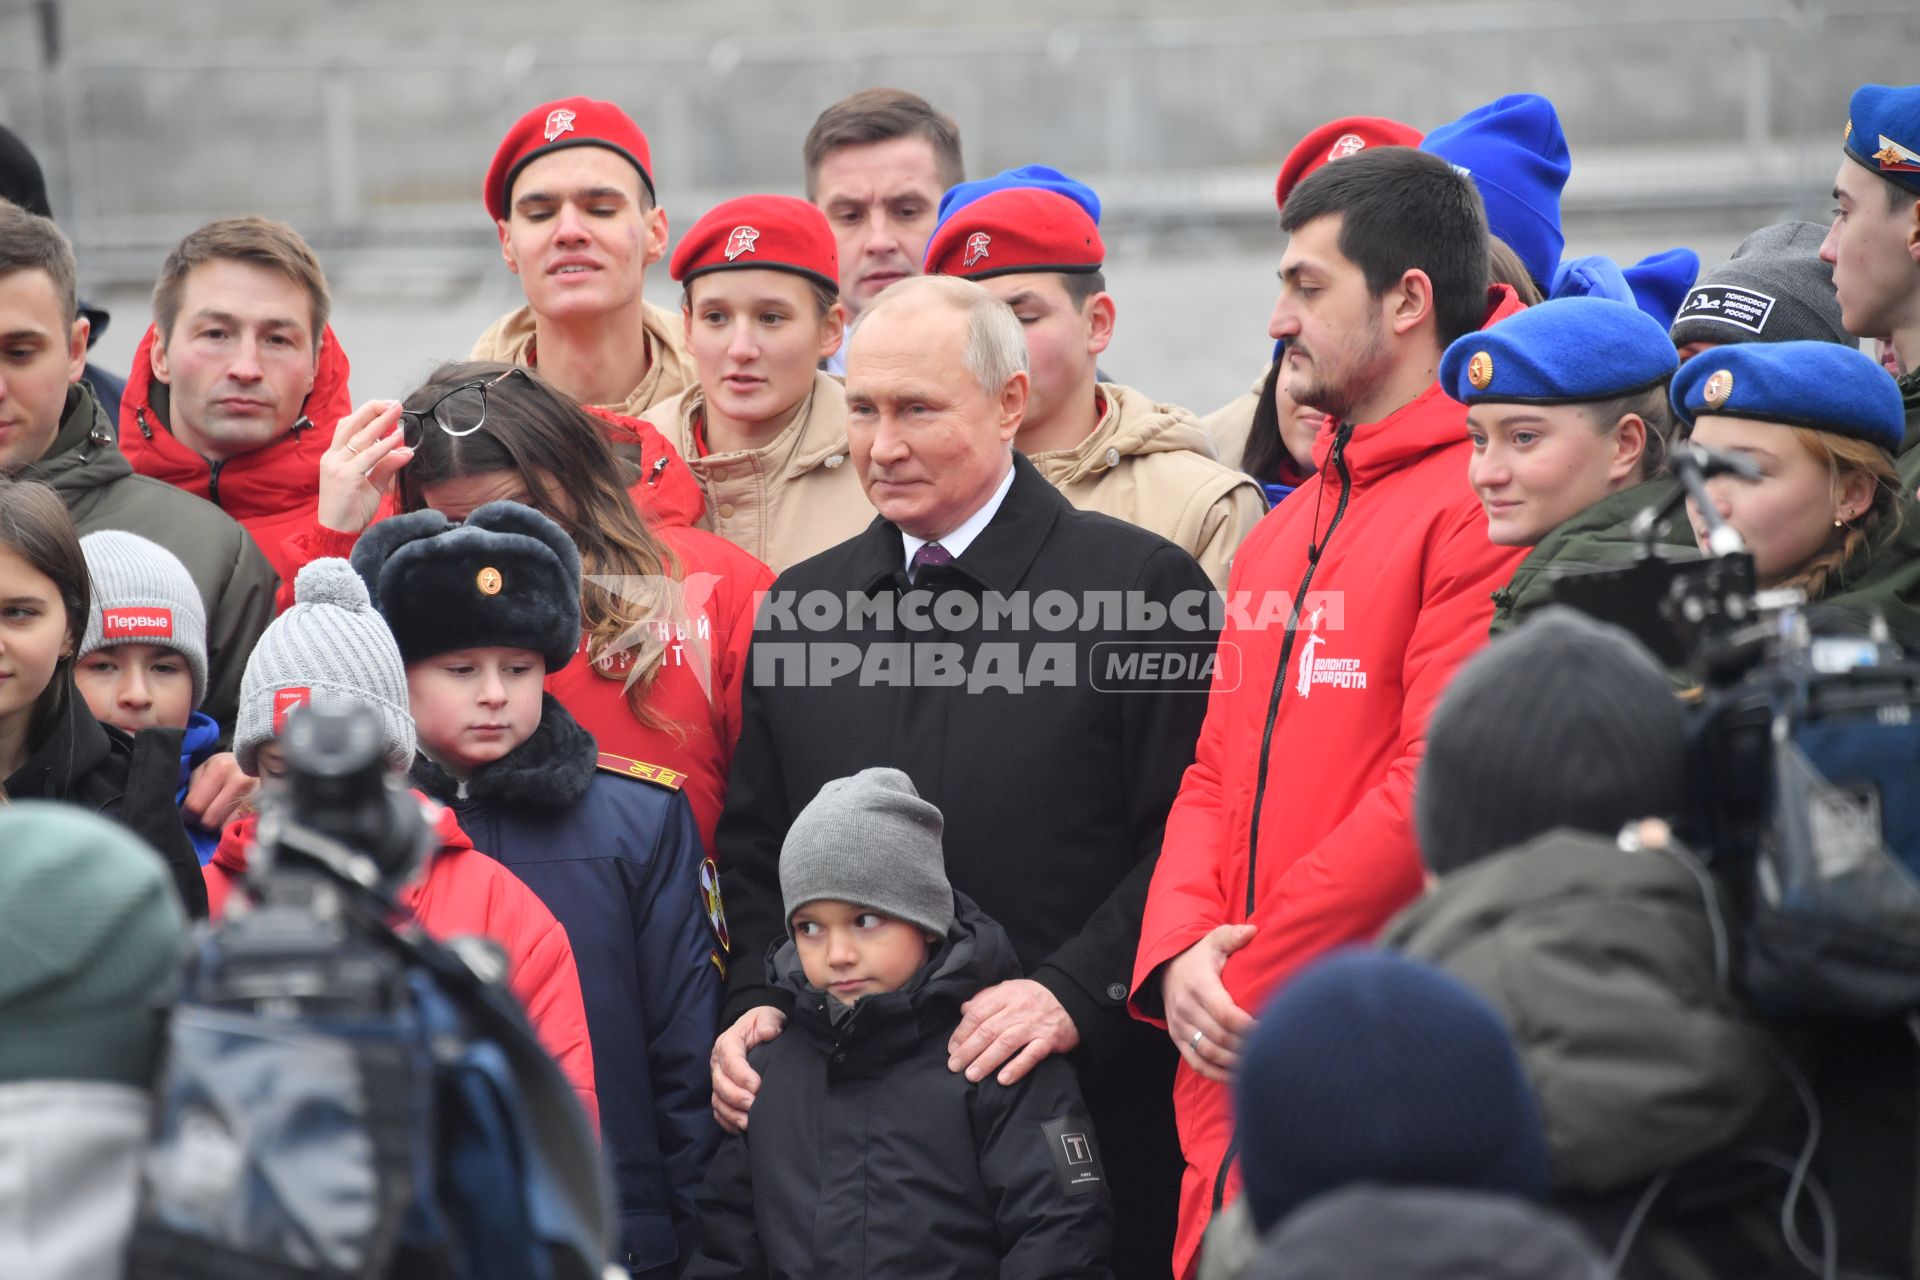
left=1550, top=249, right=1701, bottom=331
left=1844, top=84, right=1920, bottom=197
left=1422, top=94, right=1570, bottom=291
left=933, top=163, right=1101, bottom=238
left=1442, top=297, right=1678, bottom=406
left=1671, top=340, right=1905, bottom=454
left=1234, top=948, right=1551, bottom=1233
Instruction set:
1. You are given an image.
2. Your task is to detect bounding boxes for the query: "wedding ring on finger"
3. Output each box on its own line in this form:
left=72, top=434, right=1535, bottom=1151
left=343, top=442, right=361, bottom=457
left=1190, top=1028, right=1206, bottom=1050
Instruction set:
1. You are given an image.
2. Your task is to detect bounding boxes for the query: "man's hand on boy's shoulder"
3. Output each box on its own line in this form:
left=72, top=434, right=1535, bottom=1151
left=948, top=979, right=1080, bottom=1088
left=711, top=1004, right=788, bottom=1134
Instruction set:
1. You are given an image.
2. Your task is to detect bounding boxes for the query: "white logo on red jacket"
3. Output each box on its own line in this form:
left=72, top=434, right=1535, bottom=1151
left=544, top=108, right=577, bottom=142
left=1294, top=606, right=1367, bottom=697
left=103, top=607, right=173, bottom=639
left=964, top=232, right=991, bottom=268
left=1328, top=133, right=1367, bottom=160
left=725, top=225, right=760, bottom=260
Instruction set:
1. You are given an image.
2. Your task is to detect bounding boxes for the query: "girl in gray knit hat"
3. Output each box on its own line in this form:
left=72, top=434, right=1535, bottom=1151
left=73, top=530, right=223, bottom=865
left=687, top=767, right=1113, bottom=1279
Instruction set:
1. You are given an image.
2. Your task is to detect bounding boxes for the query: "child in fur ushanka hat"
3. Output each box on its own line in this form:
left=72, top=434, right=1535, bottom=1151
left=350, top=500, right=724, bottom=1269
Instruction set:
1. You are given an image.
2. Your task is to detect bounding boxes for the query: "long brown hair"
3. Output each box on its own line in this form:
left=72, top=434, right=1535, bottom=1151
left=397, top=362, right=684, bottom=727
left=1777, top=428, right=1905, bottom=601
left=0, top=476, right=88, bottom=739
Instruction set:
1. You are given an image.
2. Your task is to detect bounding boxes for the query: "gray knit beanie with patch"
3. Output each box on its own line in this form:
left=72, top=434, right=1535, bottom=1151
left=78, top=530, right=209, bottom=710
left=780, top=767, right=954, bottom=938
left=1669, top=221, right=1849, bottom=349
left=234, top=558, right=416, bottom=776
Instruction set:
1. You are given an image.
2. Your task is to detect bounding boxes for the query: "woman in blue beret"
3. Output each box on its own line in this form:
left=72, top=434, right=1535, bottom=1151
left=1440, top=298, right=1690, bottom=635
left=1675, top=340, right=1920, bottom=643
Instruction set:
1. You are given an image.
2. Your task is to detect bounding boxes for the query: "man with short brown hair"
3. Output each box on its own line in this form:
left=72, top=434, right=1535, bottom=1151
left=0, top=200, right=274, bottom=732
left=119, top=215, right=351, bottom=587
left=804, top=89, right=964, bottom=373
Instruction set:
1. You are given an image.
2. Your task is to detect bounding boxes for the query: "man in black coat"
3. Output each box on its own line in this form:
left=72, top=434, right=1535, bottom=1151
left=708, top=275, right=1215, bottom=1277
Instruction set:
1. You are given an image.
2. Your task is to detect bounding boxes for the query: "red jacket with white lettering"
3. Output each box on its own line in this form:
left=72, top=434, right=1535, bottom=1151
left=1130, top=288, right=1529, bottom=1278
left=119, top=323, right=352, bottom=588
left=205, top=799, right=600, bottom=1131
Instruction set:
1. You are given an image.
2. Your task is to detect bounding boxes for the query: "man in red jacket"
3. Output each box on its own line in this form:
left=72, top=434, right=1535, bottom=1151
left=1129, top=146, right=1529, bottom=1277
left=119, top=216, right=350, bottom=586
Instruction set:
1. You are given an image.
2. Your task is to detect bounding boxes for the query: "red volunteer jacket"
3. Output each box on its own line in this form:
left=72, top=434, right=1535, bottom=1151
left=206, top=798, right=600, bottom=1130
left=275, top=409, right=773, bottom=851
left=1131, top=288, right=1529, bottom=1278
left=119, top=322, right=352, bottom=588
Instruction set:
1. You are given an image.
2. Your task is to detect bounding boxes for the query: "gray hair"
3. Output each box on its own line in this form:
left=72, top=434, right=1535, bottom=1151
left=849, top=274, right=1028, bottom=398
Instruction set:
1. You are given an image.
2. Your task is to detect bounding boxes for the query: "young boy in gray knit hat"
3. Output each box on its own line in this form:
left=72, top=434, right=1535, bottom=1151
left=203, top=557, right=603, bottom=1124
left=688, top=767, right=1113, bottom=1279
left=74, top=530, right=223, bottom=863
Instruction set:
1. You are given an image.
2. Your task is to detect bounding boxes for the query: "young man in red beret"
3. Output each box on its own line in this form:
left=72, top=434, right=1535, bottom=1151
left=1200, top=117, right=1423, bottom=470
left=924, top=177, right=1263, bottom=590
left=473, top=97, right=695, bottom=418
left=643, top=195, right=872, bottom=571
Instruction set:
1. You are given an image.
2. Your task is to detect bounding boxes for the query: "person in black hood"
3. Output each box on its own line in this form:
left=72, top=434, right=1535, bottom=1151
left=687, top=768, right=1112, bottom=1280
left=0, top=477, right=204, bottom=917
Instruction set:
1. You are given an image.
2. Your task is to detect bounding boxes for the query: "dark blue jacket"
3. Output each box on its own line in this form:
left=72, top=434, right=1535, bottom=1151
left=412, top=695, right=724, bottom=1279
left=174, top=710, right=222, bottom=865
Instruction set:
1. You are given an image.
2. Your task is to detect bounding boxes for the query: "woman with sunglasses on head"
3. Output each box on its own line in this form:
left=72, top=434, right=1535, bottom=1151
left=303, top=364, right=773, bottom=853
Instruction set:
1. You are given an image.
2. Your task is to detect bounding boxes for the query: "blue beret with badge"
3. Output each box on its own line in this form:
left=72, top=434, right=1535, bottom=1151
left=1670, top=340, right=1904, bottom=453
left=1441, top=297, right=1678, bottom=406
left=1844, top=84, right=1920, bottom=197
left=934, top=164, right=1102, bottom=238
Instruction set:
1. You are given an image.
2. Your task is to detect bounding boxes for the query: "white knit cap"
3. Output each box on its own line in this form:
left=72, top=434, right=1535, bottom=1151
left=78, top=530, right=209, bottom=710
left=234, top=559, right=416, bottom=776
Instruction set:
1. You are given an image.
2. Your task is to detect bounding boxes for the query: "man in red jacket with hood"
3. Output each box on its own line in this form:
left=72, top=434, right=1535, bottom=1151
left=119, top=216, right=350, bottom=586
left=1130, top=146, right=1529, bottom=1277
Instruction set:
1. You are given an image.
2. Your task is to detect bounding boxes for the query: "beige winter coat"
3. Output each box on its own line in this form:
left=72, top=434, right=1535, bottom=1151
left=1199, top=363, right=1271, bottom=472
left=1026, top=383, right=1266, bottom=591
left=643, top=370, right=873, bottom=573
left=469, top=301, right=696, bottom=419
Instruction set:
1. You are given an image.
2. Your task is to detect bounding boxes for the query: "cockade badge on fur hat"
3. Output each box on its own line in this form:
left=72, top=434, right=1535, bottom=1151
left=350, top=501, right=584, bottom=671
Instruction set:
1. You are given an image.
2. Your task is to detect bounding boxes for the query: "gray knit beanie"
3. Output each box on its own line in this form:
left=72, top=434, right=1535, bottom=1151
left=780, top=767, right=955, bottom=938
left=78, top=530, right=209, bottom=710
left=1668, top=221, right=1850, bottom=349
left=1416, top=608, right=1687, bottom=876
left=234, top=558, right=416, bottom=776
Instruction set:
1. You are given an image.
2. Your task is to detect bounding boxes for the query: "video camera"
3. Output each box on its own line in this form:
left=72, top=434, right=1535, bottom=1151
left=127, top=705, right=615, bottom=1280
left=1548, top=445, right=1920, bottom=1020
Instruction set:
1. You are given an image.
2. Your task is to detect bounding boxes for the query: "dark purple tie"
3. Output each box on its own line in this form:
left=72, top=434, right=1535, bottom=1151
left=911, top=542, right=953, bottom=579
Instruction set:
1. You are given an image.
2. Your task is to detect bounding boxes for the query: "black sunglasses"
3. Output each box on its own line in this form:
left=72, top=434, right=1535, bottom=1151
left=400, top=367, right=530, bottom=448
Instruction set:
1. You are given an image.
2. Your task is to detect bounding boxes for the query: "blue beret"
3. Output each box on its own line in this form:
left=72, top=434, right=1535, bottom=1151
left=1671, top=340, right=1904, bottom=453
left=1422, top=94, right=1570, bottom=290
left=1844, top=84, right=1920, bottom=197
left=1550, top=248, right=1701, bottom=331
left=1441, top=297, right=1678, bottom=406
left=934, top=164, right=1101, bottom=238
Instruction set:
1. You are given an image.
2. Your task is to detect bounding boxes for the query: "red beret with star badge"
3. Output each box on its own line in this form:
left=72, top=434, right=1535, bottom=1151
left=669, top=194, right=839, bottom=290
left=1274, top=116, right=1424, bottom=213
left=485, top=96, right=655, bottom=223
left=922, top=186, right=1104, bottom=281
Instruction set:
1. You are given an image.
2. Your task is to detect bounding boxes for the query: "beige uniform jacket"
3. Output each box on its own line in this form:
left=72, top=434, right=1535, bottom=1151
left=1026, top=382, right=1266, bottom=592
left=643, top=370, right=872, bottom=573
left=470, top=301, right=697, bottom=419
